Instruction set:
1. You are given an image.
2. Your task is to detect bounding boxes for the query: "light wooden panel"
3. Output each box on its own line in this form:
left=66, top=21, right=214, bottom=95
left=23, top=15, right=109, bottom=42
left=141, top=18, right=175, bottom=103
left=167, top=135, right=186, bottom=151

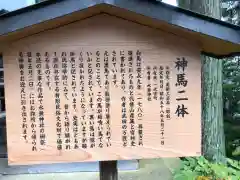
left=3, top=14, right=201, bottom=165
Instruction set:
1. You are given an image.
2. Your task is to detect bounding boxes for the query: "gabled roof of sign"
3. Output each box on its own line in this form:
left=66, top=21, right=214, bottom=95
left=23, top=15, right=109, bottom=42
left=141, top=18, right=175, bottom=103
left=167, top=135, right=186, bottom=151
left=0, top=0, right=239, bottom=58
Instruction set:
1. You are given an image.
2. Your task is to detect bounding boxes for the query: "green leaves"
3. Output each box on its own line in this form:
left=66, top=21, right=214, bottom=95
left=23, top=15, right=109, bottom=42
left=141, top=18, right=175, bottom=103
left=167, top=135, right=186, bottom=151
left=173, top=157, right=240, bottom=180
left=173, top=170, right=198, bottom=180
left=232, top=146, right=240, bottom=156
left=210, top=163, right=229, bottom=178
left=223, top=57, right=240, bottom=158
left=223, top=58, right=240, bottom=117
left=227, top=158, right=240, bottom=170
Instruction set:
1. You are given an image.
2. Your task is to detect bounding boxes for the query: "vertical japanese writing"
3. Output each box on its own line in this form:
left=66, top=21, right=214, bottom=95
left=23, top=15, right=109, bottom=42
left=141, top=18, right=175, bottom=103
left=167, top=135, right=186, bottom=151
left=159, top=66, right=165, bottom=145
left=62, top=52, right=70, bottom=150
left=136, top=50, right=143, bottom=146
left=29, top=52, right=37, bottom=151
left=87, top=52, right=95, bottom=148
left=121, top=50, right=127, bottom=147
left=104, top=51, right=111, bottom=147
left=165, top=66, right=171, bottom=120
left=96, top=51, right=101, bottom=88
left=147, top=66, right=152, bottom=101
left=79, top=52, right=87, bottom=149
left=70, top=52, right=78, bottom=149
left=153, top=66, right=158, bottom=101
left=19, top=52, right=27, bottom=142
left=112, top=50, right=117, bottom=87
left=44, top=52, right=51, bottom=90
left=96, top=51, right=103, bottom=148
left=120, top=51, right=126, bottom=91
left=53, top=52, right=62, bottom=151
left=36, top=52, right=46, bottom=146
left=128, top=51, right=135, bottom=147
left=27, top=52, right=37, bottom=151
left=175, top=57, right=189, bottom=118
left=121, top=96, right=127, bottom=147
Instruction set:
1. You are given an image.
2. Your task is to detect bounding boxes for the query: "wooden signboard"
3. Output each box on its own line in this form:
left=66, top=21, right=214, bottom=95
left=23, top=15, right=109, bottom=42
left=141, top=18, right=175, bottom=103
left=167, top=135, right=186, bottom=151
left=3, top=14, right=201, bottom=165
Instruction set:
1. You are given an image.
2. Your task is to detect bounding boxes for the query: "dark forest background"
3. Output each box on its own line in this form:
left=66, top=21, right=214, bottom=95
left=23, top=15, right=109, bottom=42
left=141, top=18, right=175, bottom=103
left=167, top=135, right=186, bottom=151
left=222, top=0, right=240, bottom=159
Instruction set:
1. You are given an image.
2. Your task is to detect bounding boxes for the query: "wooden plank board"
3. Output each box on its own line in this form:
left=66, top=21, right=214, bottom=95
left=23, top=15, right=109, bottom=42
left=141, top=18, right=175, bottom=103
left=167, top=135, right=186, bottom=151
left=3, top=14, right=201, bottom=165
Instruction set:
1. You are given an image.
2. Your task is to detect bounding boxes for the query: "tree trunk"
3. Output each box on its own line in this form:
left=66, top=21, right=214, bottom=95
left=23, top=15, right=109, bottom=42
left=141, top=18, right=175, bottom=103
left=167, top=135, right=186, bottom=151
left=202, top=57, right=226, bottom=163
left=178, top=0, right=226, bottom=163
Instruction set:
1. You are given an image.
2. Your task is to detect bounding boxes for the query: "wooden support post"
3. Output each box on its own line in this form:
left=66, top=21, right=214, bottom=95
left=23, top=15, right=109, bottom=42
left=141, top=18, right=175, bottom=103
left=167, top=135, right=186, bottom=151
left=99, top=161, right=118, bottom=180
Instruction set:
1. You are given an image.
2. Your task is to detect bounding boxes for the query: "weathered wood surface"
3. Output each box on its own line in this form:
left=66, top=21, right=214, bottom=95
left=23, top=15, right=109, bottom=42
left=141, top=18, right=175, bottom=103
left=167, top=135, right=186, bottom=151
left=3, top=14, right=201, bottom=165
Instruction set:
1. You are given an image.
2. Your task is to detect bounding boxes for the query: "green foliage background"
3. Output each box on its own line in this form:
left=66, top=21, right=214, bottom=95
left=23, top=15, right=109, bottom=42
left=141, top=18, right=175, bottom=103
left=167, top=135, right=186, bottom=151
left=173, top=157, right=240, bottom=180
left=223, top=58, right=240, bottom=158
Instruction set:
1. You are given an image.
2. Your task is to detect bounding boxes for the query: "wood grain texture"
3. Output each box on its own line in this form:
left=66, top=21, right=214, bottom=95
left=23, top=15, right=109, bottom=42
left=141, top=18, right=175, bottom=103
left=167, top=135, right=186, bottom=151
left=3, top=14, right=201, bottom=165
